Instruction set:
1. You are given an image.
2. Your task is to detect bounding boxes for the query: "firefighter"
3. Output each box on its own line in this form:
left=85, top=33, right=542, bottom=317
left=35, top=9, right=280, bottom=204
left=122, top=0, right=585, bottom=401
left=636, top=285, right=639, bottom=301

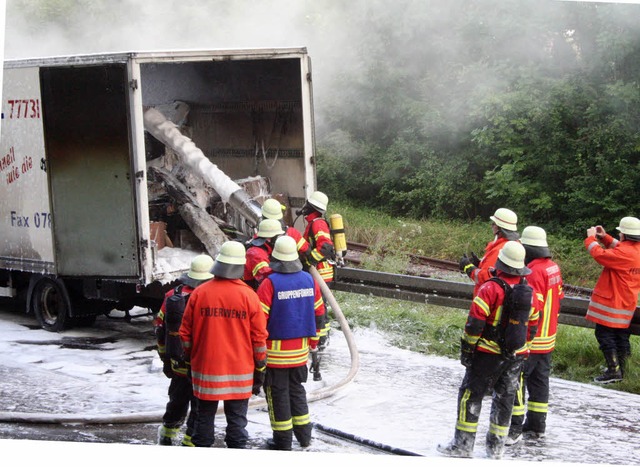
left=298, top=191, right=335, bottom=348
left=261, top=197, right=311, bottom=257
left=179, top=241, right=268, bottom=449
left=585, top=217, right=640, bottom=384
left=506, top=226, right=564, bottom=445
left=437, top=241, right=539, bottom=460
left=154, top=254, right=214, bottom=446
left=256, top=235, right=325, bottom=450
left=460, top=208, right=519, bottom=297
left=243, top=218, right=285, bottom=290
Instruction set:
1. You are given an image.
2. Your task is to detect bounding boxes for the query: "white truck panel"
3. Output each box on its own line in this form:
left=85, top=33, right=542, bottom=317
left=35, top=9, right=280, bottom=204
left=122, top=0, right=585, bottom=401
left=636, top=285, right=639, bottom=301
left=0, top=67, right=55, bottom=272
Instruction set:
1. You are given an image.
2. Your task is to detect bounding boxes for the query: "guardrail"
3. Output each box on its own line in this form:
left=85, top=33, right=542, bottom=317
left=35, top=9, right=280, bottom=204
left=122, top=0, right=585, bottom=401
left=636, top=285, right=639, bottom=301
left=332, top=267, right=640, bottom=335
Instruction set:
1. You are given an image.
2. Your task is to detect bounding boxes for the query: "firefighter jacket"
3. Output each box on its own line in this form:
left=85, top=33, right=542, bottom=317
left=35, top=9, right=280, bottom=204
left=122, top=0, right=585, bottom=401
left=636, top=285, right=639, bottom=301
left=257, top=271, right=325, bottom=368
left=303, top=212, right=335, bottom=283
left=286, top=225, right=310, bottom=255
left=526, top=257, right=564, bottom=354
left=585, top=234, right=640, bottom=329
left=470, top=236, right=510, bottom=297
left=154, top=284, right=196, bottom=377
left=244, top=241, right=273, bottom=289
left=463, top=271, right=540, bottom=357
left=179, top=277, right=268, bottom=401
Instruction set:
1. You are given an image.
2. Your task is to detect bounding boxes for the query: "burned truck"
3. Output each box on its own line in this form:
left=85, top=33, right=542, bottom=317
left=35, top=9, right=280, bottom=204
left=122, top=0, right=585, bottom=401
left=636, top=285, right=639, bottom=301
left=0, top=48, right=317, bottom=331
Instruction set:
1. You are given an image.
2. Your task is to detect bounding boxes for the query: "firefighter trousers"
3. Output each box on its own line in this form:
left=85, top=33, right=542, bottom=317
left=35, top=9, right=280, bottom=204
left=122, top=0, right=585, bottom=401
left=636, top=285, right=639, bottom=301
left=510, top=352, right=552, bottom=435
left=265, top=365, right=312, bottom=449
left=190, top=398, right=249, bottom=448
left=162, top=376, right=197, bottom=436
left=454, top=352, right=524, bottom=452
left=595, top=324, right=631, bottom=357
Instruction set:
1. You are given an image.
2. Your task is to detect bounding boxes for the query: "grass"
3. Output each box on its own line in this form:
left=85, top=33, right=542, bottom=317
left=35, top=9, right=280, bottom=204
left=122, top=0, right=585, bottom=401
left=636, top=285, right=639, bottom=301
left=326, top=201, right=640, bottom=394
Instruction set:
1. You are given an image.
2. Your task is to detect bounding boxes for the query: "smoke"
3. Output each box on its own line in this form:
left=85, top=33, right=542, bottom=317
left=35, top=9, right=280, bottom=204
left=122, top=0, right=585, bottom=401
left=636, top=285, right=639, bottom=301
left=5, top=0, right=640, bottom=143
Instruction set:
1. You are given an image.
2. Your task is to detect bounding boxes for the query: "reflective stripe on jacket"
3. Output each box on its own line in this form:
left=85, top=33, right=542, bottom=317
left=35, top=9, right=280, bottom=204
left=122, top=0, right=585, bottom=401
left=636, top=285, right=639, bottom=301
left=470, top=237, right=509, bottom=297
left=179, top=278, right=268, bottom=400
left=585, top=234, right=640, bottom=329
left=303, top=212, right=334, bottom=283
left=527, top=258, right=564, bottom=353
left=463, top=272, right=539, bottom=356
left=257, top=272, right=325, bottom=368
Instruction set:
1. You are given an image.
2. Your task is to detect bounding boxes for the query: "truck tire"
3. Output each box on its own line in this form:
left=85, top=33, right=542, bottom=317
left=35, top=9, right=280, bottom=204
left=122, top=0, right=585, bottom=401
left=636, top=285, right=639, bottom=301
left=32, top=277, right=71, bottom=332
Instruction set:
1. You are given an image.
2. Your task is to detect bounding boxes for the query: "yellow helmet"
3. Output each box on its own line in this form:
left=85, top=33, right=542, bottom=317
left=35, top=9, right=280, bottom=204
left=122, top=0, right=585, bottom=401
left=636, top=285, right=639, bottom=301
left=270, top=236, right=303, bottom=273
left=261, top=198, right=284, bottom=220
left=212, top=241, right=246, bottom=279
left=188, top=254, right=215, bottom=280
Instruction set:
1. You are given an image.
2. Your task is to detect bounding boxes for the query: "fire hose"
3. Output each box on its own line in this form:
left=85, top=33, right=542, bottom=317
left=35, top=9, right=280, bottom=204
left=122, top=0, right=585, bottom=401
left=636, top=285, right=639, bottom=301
left=0, top=267, right=359, bottom=424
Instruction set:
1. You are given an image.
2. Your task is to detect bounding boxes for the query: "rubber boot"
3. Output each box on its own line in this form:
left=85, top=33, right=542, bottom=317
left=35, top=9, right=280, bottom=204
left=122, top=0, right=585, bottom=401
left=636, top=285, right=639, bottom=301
left=486, top=432, right=507, bottom=459
left=594, top=351, right=623, bottom=384
left=157, top=425, right=178, bottom=446
left=436, top=430, right=475, bottom=458
left=266, top=430, right=293, bottom=451
left=618, top=350, right=631, bottom=377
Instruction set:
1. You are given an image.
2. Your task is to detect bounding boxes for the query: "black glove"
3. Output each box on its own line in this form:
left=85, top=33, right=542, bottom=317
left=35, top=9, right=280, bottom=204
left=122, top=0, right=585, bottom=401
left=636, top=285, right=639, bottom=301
left=162, top=359, right=173, bottom=378
left=460, top=339, right=475, bottom=368
left=305, top=250, right=320, bottom=268
left=459, top=255, right=475, bottom=276
left=470, top=252, right=480, bottom=267
left=252, top=367, right=266, bottom=395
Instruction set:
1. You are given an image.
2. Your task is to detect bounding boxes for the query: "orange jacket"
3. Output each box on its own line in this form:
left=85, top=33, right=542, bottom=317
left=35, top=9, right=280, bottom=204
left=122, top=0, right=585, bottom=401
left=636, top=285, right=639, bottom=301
left=526, top=258, right=564, bottom=353
left=585, top=234, right=640, bottom=329
left=179, top=278, right=268, bottom=400
left=470, top=236, right=510, bottom=297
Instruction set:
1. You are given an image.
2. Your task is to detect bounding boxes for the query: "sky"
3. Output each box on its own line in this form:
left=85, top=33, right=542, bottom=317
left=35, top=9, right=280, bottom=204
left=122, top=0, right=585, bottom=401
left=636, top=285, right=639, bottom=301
left=0, top=303, right=638, bottom=467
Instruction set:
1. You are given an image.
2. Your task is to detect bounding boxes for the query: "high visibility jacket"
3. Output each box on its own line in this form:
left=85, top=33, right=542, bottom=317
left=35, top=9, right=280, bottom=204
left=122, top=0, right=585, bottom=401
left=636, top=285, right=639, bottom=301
left=244, top=242, right=273, bottom=287
left=470, top=236, right=510, bottom=297
left=585, top=234, right=640, bottom=329
left=286, top=226, right=310, bottom=255
left=463, top=271, right=540, bottom=356
left=154, top=284, right=196, bottom=377
left=526, top=258, right=564, bottom=354
left=303, top=212, right=335, bottom=283
left=257, top=271, right=325, bottom=368
left=179, top=278, right=268, bottom=401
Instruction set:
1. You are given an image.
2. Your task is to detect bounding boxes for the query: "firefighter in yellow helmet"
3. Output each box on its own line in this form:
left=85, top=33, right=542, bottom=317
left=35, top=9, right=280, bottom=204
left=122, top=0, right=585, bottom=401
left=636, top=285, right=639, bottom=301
left=297, top=191, right=335, bottom=350
left=261, top=198, right=311, bottom=257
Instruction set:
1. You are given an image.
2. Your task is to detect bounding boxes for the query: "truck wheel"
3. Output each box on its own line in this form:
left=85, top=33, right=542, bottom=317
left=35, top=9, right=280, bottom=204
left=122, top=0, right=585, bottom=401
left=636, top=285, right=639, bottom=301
left=32, top=278, right=71, bottom=332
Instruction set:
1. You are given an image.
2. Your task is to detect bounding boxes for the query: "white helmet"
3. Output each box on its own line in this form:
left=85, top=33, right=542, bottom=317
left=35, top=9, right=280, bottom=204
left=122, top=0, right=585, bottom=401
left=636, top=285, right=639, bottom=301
left=257, top=218, right=285, bottom=238
left=490, top=208, right=518, bottom=231
left=188, top=254, right=215, bottom=280
left=212, top=241, right=246, bottom=279
left=270, top=236, right=303, bottom=273
left=520, top=226, right=548, bottom=247
left=272, top=236, right=299, bottom=262
left=261, top=198, right=284, bottom=220
left=616, top=217, right=640, bottom=236
left=496, top=241, right=531, bottom=276
left=179, top=254, right=214, bottom=287
left=307, top=191, right=329, bottom=213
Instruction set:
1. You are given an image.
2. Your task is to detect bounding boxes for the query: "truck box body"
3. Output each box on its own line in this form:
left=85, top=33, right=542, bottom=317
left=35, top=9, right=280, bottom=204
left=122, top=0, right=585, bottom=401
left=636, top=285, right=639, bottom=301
left=0, top=48, right=317, bottom=330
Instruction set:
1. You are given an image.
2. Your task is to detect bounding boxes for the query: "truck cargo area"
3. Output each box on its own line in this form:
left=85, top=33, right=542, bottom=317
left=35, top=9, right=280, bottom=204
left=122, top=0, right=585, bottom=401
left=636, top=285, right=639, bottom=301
left=0, top=49, right=316, bottom=331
